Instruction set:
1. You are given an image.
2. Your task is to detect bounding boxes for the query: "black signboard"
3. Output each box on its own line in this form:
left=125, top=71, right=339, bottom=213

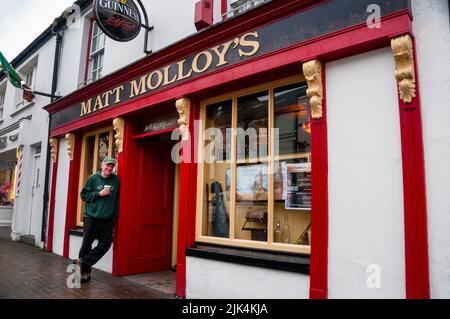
left=136, top=113, right=179, bottom=135
left=93, top=0, right=142, bottom=42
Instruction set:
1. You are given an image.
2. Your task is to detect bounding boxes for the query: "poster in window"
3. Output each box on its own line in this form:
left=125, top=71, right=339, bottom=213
left=285, top=163, right=311, bottom=210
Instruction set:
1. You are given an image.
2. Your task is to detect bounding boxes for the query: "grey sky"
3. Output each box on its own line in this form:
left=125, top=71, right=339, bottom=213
left=0, top=0, right=75, bottom=60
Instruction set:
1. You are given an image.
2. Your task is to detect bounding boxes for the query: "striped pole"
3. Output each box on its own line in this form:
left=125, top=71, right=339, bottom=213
left=15, top=146, right=24, bottom=196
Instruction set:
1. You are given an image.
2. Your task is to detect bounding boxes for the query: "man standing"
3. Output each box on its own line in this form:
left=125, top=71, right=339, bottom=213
left=74, top=157, right=120, bottom=283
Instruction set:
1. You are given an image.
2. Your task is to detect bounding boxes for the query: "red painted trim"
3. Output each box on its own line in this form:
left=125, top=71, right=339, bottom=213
left=113, top=120, right=138, bottom=275
left=309, top=64, right=328, bottom=299
left=176, top=100, right=199, bottom=298
left=132, top=127, right=176, bottom=140
left=46, top=148, right=59, bottom=252
left=62, top=136, right=82, bottom=259
left=50, top=12, right=412, bottom=138
left=84, top=18, right=94, bottom=83
left=396, top=36, right=430, bottom=299
left=221, top=0, right=227, bottom=20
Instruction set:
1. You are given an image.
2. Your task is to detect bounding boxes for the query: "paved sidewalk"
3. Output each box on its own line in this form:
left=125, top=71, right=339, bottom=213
left=0, top=227, right=174, bottom=299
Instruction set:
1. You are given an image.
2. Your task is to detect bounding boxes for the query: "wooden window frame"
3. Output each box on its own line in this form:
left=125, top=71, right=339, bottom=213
left=196, top=75, right=311, bottom=254
left=76, top=126, right=114, bottom=227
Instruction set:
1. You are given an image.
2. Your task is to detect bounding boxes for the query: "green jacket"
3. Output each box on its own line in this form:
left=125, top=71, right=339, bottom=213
left=80, top=172, right=120, bottom=219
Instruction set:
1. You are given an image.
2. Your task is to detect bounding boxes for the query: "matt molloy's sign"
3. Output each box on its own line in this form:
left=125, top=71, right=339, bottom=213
left=79, top=32, right=260, bottom=117
left=93, top=0, right=142, bottom=42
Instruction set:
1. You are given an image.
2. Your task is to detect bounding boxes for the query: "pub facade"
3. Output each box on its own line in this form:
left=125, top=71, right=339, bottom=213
left=44, top=0, right=450, bottom=298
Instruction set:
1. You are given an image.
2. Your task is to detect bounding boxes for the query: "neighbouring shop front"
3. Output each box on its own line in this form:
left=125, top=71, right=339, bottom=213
left=45, top=0, right=431, bottom=299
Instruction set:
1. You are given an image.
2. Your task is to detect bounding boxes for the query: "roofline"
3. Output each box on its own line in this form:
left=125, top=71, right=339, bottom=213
left=0, top=0, right=91, bottom=82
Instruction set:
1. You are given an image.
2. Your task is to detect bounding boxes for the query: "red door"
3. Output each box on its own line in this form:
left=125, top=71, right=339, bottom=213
left=132, top=141, right=174, bottom=274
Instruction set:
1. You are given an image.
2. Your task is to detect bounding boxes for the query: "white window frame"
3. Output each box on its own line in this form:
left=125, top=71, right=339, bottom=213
left=228, top=0, right=267, bottom=17
left=16, top=64, right=37, bottom=109
left=88, top=20, right=106, bottom=84
left=0, top=89, right=5, bottom=120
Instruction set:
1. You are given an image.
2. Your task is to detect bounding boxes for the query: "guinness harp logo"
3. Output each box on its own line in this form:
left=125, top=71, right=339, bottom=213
left=93, top=0, right=142, bottom=42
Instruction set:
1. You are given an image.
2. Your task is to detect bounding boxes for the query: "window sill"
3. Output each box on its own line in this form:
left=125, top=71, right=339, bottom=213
left=10, top=101, right=35, bottom=117
left=186, top=242, right=310, bottom=274
left=69, top=228, right=84, bottom=237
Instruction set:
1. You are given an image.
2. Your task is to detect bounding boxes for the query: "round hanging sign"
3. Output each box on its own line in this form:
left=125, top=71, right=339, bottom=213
left=93, top=0, right=142, bottom=42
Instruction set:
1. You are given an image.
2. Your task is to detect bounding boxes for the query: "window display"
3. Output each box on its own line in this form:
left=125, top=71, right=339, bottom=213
left=199, top=78, right=311, bottom=253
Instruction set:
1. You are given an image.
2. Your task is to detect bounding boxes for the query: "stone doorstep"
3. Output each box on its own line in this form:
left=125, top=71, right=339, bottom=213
left=19, top=235, right=36, bottom=247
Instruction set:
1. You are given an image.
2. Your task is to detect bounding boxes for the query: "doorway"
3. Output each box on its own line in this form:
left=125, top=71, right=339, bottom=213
left=28, top=145, right=41, bottom=236
left=131, top=135, right=175, bottom=274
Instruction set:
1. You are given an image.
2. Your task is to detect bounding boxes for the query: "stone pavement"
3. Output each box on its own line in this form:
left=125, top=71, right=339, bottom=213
left=0, top=227, right=174, bottom=299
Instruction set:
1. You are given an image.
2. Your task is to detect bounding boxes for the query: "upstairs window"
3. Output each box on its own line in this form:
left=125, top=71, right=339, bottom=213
left=227, top=0, right=267, bottom=17
left=85, top=19, right=106, bottom=85
left=16, top=63, right=36, bottom=109
left=0, top=87, right=5, bottom=120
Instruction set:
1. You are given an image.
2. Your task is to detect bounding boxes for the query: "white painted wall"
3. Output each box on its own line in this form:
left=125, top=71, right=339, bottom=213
left=52, top=138, right=69, bottom=256
left=57, top=0, right=198, bottom=96
left=0, top=35, right=54, bottom=246
left=69, top=235, right=113, bottom=273
left=411, top=0, right=450, bottom=299
left=326, top=48, right=406, bottom=298
left=186, top=257, right=310, bottom=299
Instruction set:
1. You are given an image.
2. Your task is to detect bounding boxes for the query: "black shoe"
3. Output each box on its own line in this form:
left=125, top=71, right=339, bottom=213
left=81, top=273, right=91, bottom=283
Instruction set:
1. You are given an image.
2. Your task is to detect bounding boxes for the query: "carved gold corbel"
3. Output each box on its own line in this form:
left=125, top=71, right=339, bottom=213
left=49, top=138, right=58, bottom=163
left=176, top=98, right=191, bottom=141
left=113, top=118, right=125, bottom=153
left=302, top=60, right=323, bottom=119
left=65, top=133, right=75, bottom=161
left=391, top=35, right=416, bottom=103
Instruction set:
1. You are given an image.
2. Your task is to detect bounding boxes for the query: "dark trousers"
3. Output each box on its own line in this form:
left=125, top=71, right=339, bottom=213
left=78, top=217, right=114, bottom=274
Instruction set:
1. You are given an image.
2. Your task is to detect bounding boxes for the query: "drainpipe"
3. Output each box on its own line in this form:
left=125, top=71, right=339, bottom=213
left=40, top=16, right=65, bottom=247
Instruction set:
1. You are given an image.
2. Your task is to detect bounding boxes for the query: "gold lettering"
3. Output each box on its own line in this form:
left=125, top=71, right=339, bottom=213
left=101, top=91, right=112, bottom=109
left=80, top=99, right=92, bottom=117
left=163, top=65, right=179, bottom=86
left=93, top=95, right=104, bottom=112
left=211, top=40, right=233, bottom=67
left=192, top=50, right=213, bottom=73
left=129, top=75, right=148, bottom=98
left=147, top=70, right=163, bottom=90
left=112, top=85, right=124, bottom=103
left=239, top=32, right=260, bottom=57
left=177, top=60, right=193, bottom=80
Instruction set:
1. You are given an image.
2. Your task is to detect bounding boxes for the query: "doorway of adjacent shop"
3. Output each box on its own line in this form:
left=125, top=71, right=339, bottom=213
left=127, top=132, right=178, bottom=296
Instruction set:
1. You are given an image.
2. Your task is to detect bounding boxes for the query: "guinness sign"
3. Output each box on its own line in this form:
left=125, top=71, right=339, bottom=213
left=93, top=0, right=142, bottom=42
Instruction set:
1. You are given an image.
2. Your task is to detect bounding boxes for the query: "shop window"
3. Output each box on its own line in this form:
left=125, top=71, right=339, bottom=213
left=84, top=20, right=106, bottom=86
left=198, top=77, right=312, bottom=254
left=76, top=127, right=117, bottom=226
left=0, top=149, right=16, bottom=207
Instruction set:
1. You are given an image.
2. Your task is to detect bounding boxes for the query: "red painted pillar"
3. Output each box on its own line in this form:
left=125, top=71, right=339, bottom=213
left=176, top=99, right=199, bottom=298
left=113, top=119, right=138, bottom=276
left=63, top=134, right=82, bottom=259
left=306, top=61, right=329, bottom=299
left=392, top=35, right=430, bottom=299
left=46, top=140, right=59, bottom=252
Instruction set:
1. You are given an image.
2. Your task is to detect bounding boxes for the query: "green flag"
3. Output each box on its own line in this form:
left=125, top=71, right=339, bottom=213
left=0, top=51, right=23, bottom=89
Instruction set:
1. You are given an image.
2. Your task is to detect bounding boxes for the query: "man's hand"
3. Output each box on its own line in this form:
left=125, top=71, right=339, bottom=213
left=99, top=189, right=111, bottom=197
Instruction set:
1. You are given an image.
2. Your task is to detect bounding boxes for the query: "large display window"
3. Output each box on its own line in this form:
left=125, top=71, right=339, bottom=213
left=197, top=76, right=312, bottom=254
